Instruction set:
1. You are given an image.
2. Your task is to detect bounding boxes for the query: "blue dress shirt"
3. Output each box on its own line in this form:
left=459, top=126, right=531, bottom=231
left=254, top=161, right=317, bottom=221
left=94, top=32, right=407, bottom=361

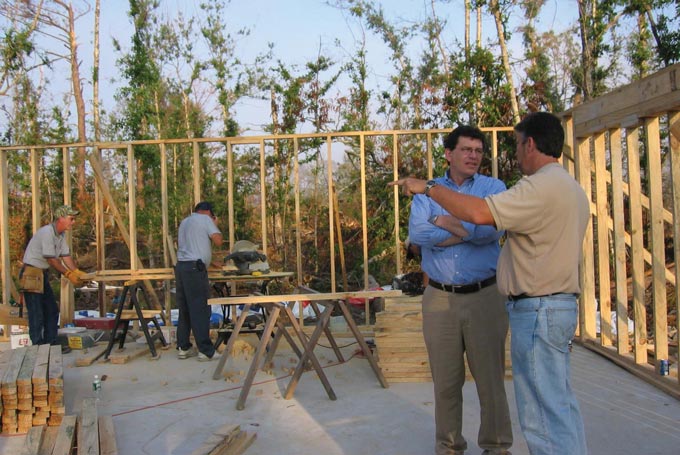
left=408, top=171, right=506, bottom=285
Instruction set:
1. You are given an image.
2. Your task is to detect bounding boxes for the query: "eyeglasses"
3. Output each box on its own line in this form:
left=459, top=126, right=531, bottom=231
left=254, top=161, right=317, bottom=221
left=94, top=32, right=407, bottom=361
left=457, top=146, right=484, bottom=156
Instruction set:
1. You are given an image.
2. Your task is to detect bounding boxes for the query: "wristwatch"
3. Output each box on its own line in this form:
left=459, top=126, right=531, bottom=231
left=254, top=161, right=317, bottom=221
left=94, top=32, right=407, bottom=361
left=424, top=179, right=437, bottom=198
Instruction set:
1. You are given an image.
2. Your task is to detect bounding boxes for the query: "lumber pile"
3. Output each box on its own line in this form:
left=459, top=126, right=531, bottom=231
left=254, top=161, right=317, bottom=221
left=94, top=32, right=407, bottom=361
left=189, top=423, right=257, bottom=455
left=374, top=295, right=512, bottom=383
left=374, top=295, right=432, bottom=383
left=19, top=398, right=118, bottom=454
left=1, top=345, right=65, bottom=433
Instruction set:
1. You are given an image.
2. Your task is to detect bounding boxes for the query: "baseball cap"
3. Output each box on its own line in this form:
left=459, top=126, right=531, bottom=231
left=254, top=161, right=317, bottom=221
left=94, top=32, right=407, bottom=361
left=54, top=205, right=79, bottom=220
left=194, top=201, right=215, bottom=217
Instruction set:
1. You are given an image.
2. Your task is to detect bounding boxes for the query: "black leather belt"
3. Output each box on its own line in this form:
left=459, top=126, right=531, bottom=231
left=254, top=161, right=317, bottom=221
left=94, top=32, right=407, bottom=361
left=429, top=276, right=496, bottom=294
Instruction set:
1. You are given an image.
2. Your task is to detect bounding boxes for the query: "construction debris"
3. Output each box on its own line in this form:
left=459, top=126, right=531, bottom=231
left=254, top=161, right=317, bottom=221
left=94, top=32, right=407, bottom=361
left=189, top=423, right=256, bottom=455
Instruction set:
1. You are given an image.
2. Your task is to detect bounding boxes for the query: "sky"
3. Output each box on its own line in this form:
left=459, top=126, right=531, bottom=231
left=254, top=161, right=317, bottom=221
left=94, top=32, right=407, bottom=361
left=6, top=0, right=580, bottom=136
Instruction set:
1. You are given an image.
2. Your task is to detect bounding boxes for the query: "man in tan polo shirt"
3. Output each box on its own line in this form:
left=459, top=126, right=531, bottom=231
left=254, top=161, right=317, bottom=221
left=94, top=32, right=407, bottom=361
left=390, top=112, right=589, bottom=455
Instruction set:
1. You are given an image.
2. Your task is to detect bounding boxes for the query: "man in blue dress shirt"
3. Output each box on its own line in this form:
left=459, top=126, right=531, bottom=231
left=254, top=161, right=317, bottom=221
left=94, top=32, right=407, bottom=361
left=409, top=126, right=512, bottom=455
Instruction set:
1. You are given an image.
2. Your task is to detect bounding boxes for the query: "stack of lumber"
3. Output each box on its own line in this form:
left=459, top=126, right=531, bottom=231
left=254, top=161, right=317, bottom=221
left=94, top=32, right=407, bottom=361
left=374, top=295, right=432, bottom=383
left=189, top=423, right=257, bottom=455
left=31, top=345, right=51, bottom=426
left=0, top=345, right=64, bottom=434
left=48, top=345, right=65, bottom=426
left=374, top=295, right=512, bottom=383
left=20, top=398, right=118, bottom=454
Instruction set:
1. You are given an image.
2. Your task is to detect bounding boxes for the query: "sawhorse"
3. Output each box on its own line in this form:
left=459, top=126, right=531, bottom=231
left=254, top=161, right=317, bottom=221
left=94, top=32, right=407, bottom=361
left=208, top=290, right=402, bottom=410
left=101, top=281, right=167, bottom=360
left=211, top=300, right=336, bottom=410
left=211, top=282, right=266, bottom=351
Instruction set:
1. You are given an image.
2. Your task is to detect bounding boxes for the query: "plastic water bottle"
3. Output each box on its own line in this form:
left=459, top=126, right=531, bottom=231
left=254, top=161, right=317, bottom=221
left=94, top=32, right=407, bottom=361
left=93, top=374, right=102, bottom=401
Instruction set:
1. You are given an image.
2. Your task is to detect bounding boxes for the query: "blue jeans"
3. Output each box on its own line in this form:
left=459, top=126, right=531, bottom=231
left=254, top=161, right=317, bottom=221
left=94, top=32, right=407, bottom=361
left=24, top=271, right=60, bottom=345
left=507, top=294, right=587, bottom=455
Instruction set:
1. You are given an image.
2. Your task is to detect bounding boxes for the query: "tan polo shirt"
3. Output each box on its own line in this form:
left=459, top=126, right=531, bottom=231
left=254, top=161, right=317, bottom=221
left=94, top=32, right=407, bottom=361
left=485, top=163, right=590, bottom=297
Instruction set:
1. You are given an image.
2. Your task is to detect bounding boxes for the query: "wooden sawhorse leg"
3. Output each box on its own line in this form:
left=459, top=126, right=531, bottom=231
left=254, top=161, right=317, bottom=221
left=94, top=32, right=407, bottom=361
left=235, top=305, right=281, bottom=410
left=336, top=299, right=389, bottom=388
left=212, top=304, right=252, bottom=380
left=309, top=301, right=344, bottom=362
left=282, top=304, right=336, bottom=401
left=236, top=303, right=336, bottom=410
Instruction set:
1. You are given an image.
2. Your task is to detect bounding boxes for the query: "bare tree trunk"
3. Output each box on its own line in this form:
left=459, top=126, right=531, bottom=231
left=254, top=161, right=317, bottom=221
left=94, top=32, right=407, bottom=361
left=270, top=87, right=280, bottom=248
left=93, top=0, right=105, bottom=316
left=577, top=0, right=593, bottom=100
left=93, top=0, right=100, bottom=141
left=476, top=5, right=482, bottom=48
left=182, top=91, right=193, bottom=138
left=430, top=0, right=449, bottom=77
left=464, top=0, right=470, bottom=58
left=490, top=0, right=520, bottom=123
left=60, top=1, right=87, bottom=195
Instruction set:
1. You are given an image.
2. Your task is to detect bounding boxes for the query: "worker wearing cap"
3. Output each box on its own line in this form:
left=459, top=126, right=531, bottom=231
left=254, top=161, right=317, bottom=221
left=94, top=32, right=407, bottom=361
left=21, top=205, right=87, bottom=352
left=175, top=201, right=223, bottom=361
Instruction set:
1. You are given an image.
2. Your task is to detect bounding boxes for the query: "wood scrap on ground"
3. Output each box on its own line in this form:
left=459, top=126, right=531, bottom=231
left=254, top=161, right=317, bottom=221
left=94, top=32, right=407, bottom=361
left=75, top=346, right=109, bottom=367
left=107, top=338, right=166, bottom=364
left=189, top=423, right=256, bottom=455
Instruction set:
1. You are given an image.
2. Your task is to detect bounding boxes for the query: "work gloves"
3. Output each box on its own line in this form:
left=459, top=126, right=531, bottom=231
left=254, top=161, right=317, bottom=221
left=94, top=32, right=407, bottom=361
left=64, top=269, right=87, bottom=287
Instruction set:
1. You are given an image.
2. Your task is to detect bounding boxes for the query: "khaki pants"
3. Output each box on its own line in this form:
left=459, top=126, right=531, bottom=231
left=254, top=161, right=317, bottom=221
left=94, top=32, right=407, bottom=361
left=422, top=283, right=513, bottom=454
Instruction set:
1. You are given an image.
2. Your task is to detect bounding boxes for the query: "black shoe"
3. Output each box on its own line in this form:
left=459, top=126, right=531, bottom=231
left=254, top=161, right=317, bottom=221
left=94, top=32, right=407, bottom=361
left=61, top=345, right=72, bottom=354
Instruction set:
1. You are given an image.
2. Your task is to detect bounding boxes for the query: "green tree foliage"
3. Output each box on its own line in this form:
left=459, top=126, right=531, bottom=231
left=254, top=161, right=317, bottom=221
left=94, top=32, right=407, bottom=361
left=624, top=0, right=680, bottom=67
left=653, top=3, right=680, bottom=65
left=519, top=0, right=564, bottom=112
left=445, top=47, right=515, bottom=127
left=199, top=0, right=266, bottom=138
left=2, top=0, right=679, bottom=288
left=113, top=0, right=166, bottom=264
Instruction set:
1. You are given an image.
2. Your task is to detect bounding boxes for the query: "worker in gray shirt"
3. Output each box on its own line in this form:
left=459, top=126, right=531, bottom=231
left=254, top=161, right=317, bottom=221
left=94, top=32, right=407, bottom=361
left=21, top=205, right=86, bottom=352
left=175, top=201, right=223, bottom=361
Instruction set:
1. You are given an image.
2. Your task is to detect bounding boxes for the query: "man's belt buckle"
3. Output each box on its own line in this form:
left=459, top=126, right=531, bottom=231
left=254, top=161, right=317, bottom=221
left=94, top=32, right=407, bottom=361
left=430, top=276, right=495, bottom=294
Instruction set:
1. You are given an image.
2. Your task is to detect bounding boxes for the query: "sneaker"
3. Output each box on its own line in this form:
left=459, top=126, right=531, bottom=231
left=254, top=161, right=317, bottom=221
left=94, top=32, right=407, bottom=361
left=197, top=352, right=214, bottom=362
left=178, top=347, right=197, bottom=359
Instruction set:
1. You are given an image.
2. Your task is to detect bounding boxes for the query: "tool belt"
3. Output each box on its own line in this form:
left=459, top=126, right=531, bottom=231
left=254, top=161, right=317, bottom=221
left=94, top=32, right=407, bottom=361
left=19, top=264, right=44, bottom=294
